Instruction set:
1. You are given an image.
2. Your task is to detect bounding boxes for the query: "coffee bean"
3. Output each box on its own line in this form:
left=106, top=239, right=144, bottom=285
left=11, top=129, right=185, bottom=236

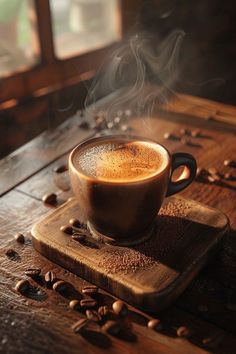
left=82, top=285, right=99, bottom=296
left=53, top=164, right=68, bottom=173
left=6, top=249, right=18, bottom=259
left=224, top=172, right=234, bottom=180
left=71, top=318, right=88, bottom=333
left=72, top=234, right=86, bottom=242
left=180, top=128, right=189, bottom=135
left=44, top=271, right=56, bottom=286
left=103, top=320, right=121, bottom=335
left=69, top=218, right=81, bottom=228
left=177, top=326, right=192, bottom=338
left=224, top=159, right=236, bottom=167
left=14, top=233, right=25, bottom=244
left=42, top=193, right=57, bottom=205
left=52, top=280, right=68, bottom=292
left=69, top=299, right=81, bottom=311
left=191, top=129, right=201, bottom=137
left=147, top=319, right=163, bottom=331
left=60, top=225, right=73, bottom=235
left=86, top=310, right=101, bottom=322
left=112, top=300, right=128, bottom=317
left=207, top=175, right=216, bottom=183
left=15, top=279, right=30, bottom=293
left=211, top=173, right=221, bottom=182
left=79, top=121, right=90, bottom=130
left=80, top=298, right=97, bottom=308
left=24, top=268, right=41, bottom=277
left=163, top=132, right=172, bottom=140
left=208, top=167, right=217, bottom=175
left=98, top=305, right=109, bottom=317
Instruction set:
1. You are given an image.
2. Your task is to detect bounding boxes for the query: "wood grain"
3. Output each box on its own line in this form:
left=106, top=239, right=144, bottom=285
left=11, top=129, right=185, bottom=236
left=31, top=196, right=228, bottom=312
left=0, top=114, right=93, bottom=197
left=1, top=238, right=235, bottom=354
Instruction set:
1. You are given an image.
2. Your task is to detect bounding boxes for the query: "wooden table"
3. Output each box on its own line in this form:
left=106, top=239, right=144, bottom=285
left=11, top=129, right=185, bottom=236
left=0, top=93, right=236, bottom=354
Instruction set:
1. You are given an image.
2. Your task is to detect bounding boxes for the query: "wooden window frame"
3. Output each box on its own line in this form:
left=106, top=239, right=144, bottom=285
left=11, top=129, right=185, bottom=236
left=0, top=0, right=142, bottom=110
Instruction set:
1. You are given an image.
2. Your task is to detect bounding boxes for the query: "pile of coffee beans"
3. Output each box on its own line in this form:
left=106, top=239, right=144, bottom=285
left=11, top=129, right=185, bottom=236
left=60, top=218, right=90, bottom=244
left=163, top=128, right=203, bottom=146
left=196, top=161, right=236, bottom=184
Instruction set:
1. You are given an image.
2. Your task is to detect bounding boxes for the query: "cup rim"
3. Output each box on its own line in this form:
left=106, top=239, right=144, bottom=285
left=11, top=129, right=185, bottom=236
left=69, top=135, right=171, bottom=185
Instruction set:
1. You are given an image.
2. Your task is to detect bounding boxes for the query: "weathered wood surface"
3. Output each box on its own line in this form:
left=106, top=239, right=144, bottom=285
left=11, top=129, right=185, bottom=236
left=0, top=113, right=93, bottom=197
left=31, top=196, right=228, bottom=312
left=1, top=93, right=236, bottom=353
left=1, top=238, right=235, bottom=354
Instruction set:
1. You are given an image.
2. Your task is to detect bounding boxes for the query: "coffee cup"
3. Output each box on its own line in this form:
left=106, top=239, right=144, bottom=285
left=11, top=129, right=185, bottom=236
left=69, top=135, right=197, bottom=245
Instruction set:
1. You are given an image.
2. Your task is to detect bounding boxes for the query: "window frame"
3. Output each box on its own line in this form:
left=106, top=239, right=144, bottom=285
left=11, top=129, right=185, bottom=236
left=0, top=0, right=141, bottom=110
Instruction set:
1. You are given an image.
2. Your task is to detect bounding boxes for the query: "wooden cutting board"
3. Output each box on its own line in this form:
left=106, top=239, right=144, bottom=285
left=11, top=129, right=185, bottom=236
left=31, top=195, right=229, bottom=312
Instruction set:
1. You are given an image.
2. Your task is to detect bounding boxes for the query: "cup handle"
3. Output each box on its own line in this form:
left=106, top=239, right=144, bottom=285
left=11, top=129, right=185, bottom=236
left=166, top=152, right=197, bottom=197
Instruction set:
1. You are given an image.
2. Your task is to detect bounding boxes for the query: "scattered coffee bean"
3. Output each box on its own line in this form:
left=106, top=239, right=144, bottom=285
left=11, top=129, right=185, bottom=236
left=5, top=249, right=18, bottom=259
left=53, top=164, right=68, bottom=173
left=211, top=173, right=221, bottom=182
left=15, top=279, right=30, bottom=294
left=52, top=280, right=68, bottom=292
left=80, top=298, right=97, bottom=308
left=60, top=225, right=73, bottom=235
left=208, top=167, right=218, bottom=176
left=103, top=320, right=121, bottom=335
left=14, top=233, right=25, bottom=244
left=72, top=233, right=86, bottom=242
left=107, top=122, right=114, bottom=129
left=24, top=268, right=41, bottom=277
left=147, top=319, right=163, bottom=331
left=176, top=326, right=192, bottom=338
left=71, top=318, right=88, bottom=333
left=224, top=172, right=234, bottom=181
left=163, top=132, right=172, bottom=140
left=207, top=175, right=216, bottom=183
left=82, top=285, right=99, bottom=296
left=112, top=300, right=128, bottom=317
left=224, top=159, right=236, bottom=167
left=86, top=310, right=101, bottom=322
left=44, top=271, right=56, bottom=287
left=98, top=305, right=109, bottom=317
left=42, top=193, right=57, bottom=205
left=191, top=129, right=201, bottom=137
left=180, top=128, right=189, bottom=135
left=69, top=218, right=81, bottom=228
left=79, top=121, right=90, bottom=130
left=69, top=299, right=81, bottom=311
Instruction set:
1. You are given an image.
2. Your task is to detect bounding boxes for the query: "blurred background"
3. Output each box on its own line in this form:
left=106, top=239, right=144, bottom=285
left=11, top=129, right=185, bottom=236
left=0, top=0, right=236, bottom=158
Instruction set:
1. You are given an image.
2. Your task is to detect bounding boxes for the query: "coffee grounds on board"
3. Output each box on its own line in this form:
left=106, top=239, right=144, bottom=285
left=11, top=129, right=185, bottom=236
left=99, top=200, right=191, bottom=274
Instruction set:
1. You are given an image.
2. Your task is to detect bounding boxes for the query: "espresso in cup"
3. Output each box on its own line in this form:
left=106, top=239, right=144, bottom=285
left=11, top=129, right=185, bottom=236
left=69, top=135, right=196, bottom=245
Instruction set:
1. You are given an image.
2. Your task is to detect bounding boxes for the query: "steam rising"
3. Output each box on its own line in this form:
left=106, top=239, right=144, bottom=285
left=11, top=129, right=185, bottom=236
left=85, top=30, right=185, bottom=121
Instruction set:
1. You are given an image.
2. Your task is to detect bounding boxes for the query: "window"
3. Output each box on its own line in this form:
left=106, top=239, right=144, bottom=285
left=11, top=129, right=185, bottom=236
left=0, top=0, right=39, bottom=78
left=50, top=0, right=121, bottom=59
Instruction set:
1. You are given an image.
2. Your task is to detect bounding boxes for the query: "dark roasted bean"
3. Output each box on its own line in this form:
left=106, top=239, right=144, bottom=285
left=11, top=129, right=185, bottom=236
left=14, top=233, right=25, bottom=244
left=98, top=305, right=109, bottom=317
left=72, top=234, right=86, bottom=242
left=60, top=225, right=73, bottom=235
left=53, top=164, right=68, bottom=173
left=52, top=280, right=68, bottom=292
left=163, top=132, right=172, bottom=140
left=44, top=271, right=56, bottom=286
left=112, top=300, right=128, bottom=317
left=6, top=249, right=18, bottom=259
left=177, top=326, right=192, bottom=338
left=224, top=159, right=236, bottom=167
left=224, top=172, right=234, bottom=180
left=15, top=279, right=30, bottom=293
left=180, top=128, right=189, bottom=135
left=42, top=193, right=57, bottom=205
left=69, top=299, right=81, bottom=311
left=80, top=298, right=97, bottom=308
left=25, top=268, right=41, bottom=277
left=79, top=121, right=90, bottom=130
left=147, top=319, right=163, bottom=331
left=71, top=318, right=88, bottom=333
left=211, top=173, right=221, bottom=182
left=207, top=175, right=216, bottom=183
left=69, top=218, right=81, bottom=228
left=191, top=129, right=201, bottom=137
left=82, top=285, right=98, bottom=296
left=86, top=310, right=101, bottom=322
left=103, top=320, right=121, bottom=335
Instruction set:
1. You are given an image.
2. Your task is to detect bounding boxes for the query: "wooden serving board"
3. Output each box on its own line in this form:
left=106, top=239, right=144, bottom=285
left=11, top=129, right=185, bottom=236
left=31, top=195, right=229, bottom=312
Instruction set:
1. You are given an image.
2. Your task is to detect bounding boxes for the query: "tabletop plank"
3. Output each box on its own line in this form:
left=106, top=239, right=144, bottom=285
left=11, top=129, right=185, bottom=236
left=0, top=113, right=93, bottom=197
